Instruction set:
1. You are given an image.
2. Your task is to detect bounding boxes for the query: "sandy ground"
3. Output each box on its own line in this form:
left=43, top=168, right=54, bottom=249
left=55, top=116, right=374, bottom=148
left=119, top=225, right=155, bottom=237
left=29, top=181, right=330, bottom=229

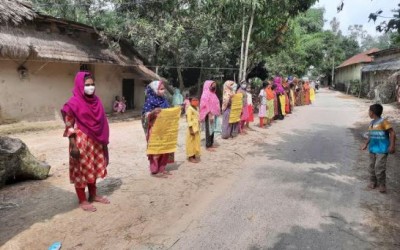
left=0, top=89, right=399, bottom=249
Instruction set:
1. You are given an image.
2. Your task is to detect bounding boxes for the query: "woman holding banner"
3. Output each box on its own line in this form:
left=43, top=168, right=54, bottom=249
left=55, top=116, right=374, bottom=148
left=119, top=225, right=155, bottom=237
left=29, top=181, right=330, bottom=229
left=221, top=81, right=240, bottom=139
left=142, top=81, right=173, bottom=177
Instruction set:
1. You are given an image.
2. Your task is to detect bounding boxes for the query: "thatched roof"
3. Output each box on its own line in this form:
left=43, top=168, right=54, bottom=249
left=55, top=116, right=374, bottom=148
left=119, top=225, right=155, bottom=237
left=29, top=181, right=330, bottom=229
left=367, top=47, right=400, bottom=57
left=362, top=58, right=400, bottom=72
left=0, top=25, right=122, bottom=63
left=0, top=0, right=36, bottom=25
left=0, top=23, right=161, bottom=81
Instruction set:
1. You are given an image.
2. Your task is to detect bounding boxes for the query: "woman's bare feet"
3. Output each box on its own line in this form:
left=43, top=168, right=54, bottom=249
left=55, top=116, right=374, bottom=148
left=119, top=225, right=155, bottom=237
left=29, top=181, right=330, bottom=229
left=206, top=147, right=216, bottom=152
left=89, top=195, right=110, bottom=204
left=79, top=201, right=97, bottom=212
left=189, top=157, right=200, bottom=163
left=151, top=172, right=168, bottom=178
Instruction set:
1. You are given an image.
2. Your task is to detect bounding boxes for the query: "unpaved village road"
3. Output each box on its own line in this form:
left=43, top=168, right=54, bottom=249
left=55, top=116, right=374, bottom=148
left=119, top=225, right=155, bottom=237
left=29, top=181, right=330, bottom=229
left=1, top=89, right=399, bottom=250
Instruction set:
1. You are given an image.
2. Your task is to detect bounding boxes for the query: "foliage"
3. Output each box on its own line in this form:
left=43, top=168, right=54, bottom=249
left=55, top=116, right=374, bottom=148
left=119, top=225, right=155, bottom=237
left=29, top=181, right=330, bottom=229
left=264, top=8, right=358, bottom=81
left=31, top=0, right=318, bottom=87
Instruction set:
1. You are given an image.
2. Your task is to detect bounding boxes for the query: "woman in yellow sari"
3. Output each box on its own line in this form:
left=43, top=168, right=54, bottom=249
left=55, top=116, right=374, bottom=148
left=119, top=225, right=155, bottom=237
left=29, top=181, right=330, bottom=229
left=310, top=85, right=316, bottom=103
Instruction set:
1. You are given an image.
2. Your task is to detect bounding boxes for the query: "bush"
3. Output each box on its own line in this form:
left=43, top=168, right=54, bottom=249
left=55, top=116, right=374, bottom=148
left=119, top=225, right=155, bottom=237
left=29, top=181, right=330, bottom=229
left=349, top=80, right=360, bottom=96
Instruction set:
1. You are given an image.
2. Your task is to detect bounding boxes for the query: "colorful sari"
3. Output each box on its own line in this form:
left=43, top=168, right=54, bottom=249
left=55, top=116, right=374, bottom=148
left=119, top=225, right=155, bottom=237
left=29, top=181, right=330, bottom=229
left=266, top=87, right=275, bottom=120
left=142, top=81, right=173, bottom=175
left=304, top=82, right=311, bottom=105
left=61, top=71, right=109, bottom=189
left=200, top=80, right=221, bottom=148
left=310, top=87, right=316, bottom=103
left=221, top=81, right=239, bottom=139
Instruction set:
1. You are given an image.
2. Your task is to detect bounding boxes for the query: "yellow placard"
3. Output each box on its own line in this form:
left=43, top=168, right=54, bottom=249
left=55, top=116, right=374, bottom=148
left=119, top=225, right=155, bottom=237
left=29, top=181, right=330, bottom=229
left=229, top=93, right=243, bottom=123
left=147, top=107, right=181, bottom=155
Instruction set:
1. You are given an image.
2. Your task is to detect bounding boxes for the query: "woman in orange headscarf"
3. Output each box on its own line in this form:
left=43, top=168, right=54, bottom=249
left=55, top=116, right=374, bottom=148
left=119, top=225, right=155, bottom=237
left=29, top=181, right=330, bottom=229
left=304, top=81, right=311, bottom=105
left=265, top=81, right=275, bottom=126
left=283, top=78, right=291, bottom=114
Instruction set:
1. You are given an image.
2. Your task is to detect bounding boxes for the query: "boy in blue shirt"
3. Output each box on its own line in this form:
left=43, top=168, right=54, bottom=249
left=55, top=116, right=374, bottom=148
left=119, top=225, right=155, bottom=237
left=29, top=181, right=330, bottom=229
left=362, top=104, right=396, bottom=193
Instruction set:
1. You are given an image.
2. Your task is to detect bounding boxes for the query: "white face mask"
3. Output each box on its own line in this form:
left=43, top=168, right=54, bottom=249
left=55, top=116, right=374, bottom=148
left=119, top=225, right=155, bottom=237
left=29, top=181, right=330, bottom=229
left=84, top=85, right=95, bottom=95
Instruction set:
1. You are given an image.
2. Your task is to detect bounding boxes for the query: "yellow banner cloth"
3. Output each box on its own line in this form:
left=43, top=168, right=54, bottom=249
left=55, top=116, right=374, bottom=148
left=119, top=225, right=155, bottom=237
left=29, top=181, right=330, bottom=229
left=229, top=93, right=243, bottom=123
left=147, top=107, right=181, bottom=155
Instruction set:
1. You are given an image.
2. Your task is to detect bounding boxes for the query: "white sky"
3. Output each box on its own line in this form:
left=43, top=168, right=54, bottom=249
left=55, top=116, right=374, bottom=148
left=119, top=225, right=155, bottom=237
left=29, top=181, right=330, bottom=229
left=313, top=0, right=396, bottom=36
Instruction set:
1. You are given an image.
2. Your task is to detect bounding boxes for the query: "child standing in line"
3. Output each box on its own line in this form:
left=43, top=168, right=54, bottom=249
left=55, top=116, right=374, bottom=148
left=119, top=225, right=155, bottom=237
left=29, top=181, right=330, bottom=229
left=258, top=82, right=268, bottom=128
left=245, top=85, right=254, bottom=128
left=361, top=104, right=396, bottom=193
left=186, top=97, right=201, bottom=163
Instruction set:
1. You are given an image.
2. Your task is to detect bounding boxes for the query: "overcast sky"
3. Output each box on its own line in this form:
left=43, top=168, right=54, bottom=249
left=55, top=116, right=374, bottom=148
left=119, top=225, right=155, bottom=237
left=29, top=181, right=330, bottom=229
left=313, top=0, right=396, bottom=36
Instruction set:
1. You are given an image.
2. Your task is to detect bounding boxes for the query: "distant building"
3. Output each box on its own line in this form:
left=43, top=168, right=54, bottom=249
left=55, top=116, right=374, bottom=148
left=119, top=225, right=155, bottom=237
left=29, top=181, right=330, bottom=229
left=362, top=47, right=400, bottom=104
left=0, top=1, right=161, bottom=123
left=334, top=48, right=379, bottom=93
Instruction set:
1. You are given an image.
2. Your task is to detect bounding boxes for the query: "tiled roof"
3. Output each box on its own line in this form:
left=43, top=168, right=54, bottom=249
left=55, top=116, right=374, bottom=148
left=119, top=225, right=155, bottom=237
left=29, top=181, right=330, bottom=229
left=337, top=48, right=379, bottom=69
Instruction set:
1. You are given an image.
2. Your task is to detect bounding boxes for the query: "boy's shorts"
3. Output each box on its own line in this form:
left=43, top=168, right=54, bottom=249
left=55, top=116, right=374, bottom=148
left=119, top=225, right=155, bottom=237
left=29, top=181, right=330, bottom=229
left=369, top=153, right=388, bottom=185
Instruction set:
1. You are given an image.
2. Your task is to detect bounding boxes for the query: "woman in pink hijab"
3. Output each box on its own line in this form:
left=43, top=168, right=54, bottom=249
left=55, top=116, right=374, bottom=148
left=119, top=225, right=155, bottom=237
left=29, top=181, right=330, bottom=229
left=200, top=80, right=221, bottom=151
left=61, top=71, right=110, bottom=212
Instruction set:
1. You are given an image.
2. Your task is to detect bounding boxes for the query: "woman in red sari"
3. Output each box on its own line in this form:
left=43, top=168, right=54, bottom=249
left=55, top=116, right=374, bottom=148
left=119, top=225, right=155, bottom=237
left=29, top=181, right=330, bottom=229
left=61, top=71, right=110, bottom=212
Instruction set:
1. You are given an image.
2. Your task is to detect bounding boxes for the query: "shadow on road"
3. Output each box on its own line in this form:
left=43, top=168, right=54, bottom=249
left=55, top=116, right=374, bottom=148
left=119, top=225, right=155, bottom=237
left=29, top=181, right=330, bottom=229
left=249, top=212, right=398, bottom=250
left=0, top=177, right=122, bottom=247
left=249, top=122, right=400, bottom=249
left=250, top=124, right=359, bottom=166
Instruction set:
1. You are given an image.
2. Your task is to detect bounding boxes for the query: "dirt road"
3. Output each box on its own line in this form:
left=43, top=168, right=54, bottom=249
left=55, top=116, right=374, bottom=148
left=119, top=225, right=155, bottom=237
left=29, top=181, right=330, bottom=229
left=1, top=89, right=399, bottom=249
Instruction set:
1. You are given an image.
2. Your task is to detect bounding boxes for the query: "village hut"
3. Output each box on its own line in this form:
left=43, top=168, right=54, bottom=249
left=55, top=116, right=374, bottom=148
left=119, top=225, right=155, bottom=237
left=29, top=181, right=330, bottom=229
left=362, top=47, right=400, bottom=104
left=0, top=0, right=161, bottom=123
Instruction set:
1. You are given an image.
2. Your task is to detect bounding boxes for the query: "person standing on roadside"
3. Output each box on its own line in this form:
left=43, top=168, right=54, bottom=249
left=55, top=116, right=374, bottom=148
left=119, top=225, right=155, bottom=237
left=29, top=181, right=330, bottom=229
left=61, top=71, right=110, bottom=212
left=361, top=104, right=396, bottom=193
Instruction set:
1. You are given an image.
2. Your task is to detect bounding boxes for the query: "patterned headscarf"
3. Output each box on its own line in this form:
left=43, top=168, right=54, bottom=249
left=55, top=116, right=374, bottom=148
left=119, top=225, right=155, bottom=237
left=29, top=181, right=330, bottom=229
left=222, top=80, right=236, bottom=111
left=142, top=80, right=169, bottom=114
left=200, top=80, right=221, bottom=121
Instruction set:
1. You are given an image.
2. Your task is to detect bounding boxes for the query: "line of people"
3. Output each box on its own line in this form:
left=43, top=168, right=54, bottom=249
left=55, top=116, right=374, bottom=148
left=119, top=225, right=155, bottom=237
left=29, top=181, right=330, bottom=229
left=141, top=76, right=317, bottom=177
left=61, top=71, right=317, bottom=211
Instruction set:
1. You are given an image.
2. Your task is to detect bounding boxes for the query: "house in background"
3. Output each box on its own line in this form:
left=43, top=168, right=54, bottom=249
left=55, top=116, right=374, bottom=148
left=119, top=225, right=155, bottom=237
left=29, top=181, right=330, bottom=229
left=334, top=48, right=379, bottom=93
left=362, top=47, right=400, bottom=104
left=0, top=1, right=161, bottom=124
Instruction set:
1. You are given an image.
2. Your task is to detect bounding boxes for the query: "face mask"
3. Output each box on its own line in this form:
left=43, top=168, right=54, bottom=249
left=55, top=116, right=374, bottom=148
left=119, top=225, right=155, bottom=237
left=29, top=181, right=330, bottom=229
left=84, top=85, right=95, bottom=95
left=232, top=85, right=238, bottom=92
left=241, top=84, right=247, bottom=89
left=210, top=86, right=216, bottom=92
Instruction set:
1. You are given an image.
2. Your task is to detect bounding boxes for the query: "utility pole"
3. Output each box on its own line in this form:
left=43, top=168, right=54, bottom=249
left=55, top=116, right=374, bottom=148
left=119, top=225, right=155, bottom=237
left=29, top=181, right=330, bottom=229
left=331, top=56, right=335, bottom=87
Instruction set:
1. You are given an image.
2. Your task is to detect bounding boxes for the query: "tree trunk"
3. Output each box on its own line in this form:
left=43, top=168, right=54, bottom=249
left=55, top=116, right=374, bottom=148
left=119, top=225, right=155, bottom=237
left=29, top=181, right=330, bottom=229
left=197, top=61, right=204, bottom=96
left=239, top=12, right=246, bottom=82
left=177, top=66, right=184, bottom=92
left=242, top=5, right=255, bottom=82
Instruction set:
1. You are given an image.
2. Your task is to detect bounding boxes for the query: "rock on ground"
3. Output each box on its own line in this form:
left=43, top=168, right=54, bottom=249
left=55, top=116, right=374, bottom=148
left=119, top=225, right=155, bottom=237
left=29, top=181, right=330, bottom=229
left=0, top=136, right=50, bottom=187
